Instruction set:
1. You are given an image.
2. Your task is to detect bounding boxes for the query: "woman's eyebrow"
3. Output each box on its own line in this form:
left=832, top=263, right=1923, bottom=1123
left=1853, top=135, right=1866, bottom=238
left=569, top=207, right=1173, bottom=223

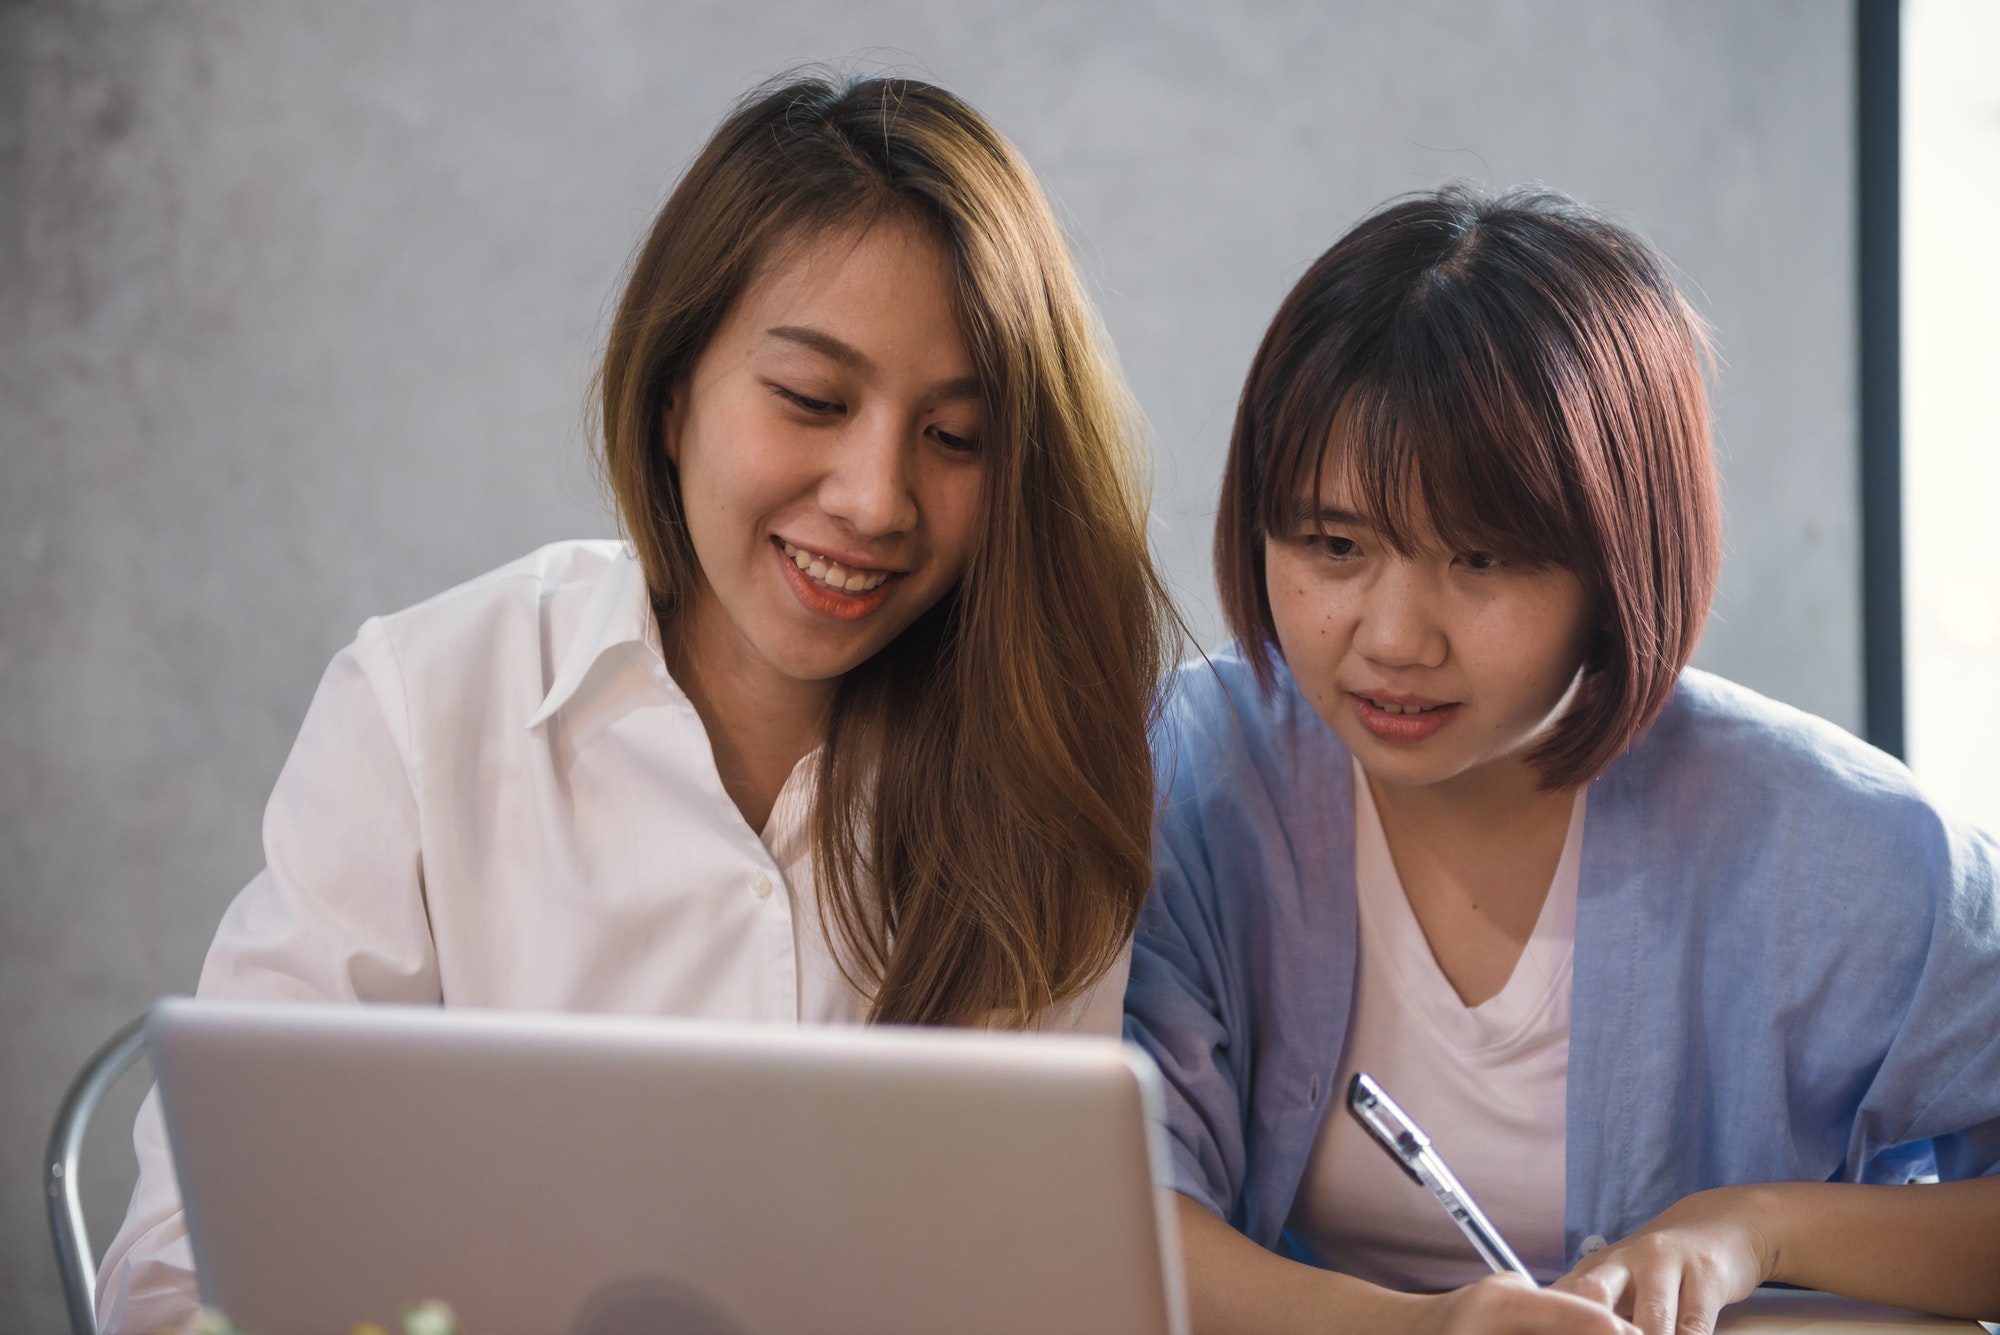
left=1286, top=500, right=1372, bottom=529
left=765, top=324, right=981, bottom=401
left=767, top=324, right=870, bottom=370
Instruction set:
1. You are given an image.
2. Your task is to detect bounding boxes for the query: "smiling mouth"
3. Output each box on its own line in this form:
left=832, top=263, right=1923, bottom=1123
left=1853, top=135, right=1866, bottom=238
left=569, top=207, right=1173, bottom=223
left=777, top=539, right=895, bottom=595
left=1358, top=696, right=1453, bottom=716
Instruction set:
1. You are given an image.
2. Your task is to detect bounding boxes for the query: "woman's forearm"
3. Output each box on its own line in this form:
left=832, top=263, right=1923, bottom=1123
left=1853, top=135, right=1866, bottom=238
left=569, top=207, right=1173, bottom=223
left=1175, top=1193, right=1414, bottom=1334
left=1751, top=1177, right=2000, bottom=1319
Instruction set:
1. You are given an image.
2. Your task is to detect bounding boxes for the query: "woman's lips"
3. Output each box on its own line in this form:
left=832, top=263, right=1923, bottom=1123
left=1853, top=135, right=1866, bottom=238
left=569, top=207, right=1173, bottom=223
left=1350, top=692, right=1461, bottom=744
left=771, top=537, right=898, bottom=622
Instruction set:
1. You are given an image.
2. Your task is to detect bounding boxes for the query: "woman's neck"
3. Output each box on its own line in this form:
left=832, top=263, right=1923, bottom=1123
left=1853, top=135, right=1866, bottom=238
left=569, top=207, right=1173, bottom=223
left=665, top=593, right=833, bottom=835
left=1368, top=754, right=1571, bottom=847
left=1364, top=758, right=1580, bottom=1008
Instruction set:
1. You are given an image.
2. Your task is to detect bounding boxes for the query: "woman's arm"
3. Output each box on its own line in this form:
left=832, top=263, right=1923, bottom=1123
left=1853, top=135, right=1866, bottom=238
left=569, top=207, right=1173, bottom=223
left=1175, top=1194, right=1638, bottom=1335
left=96, top=621, right=439, bottom=1334
left=1554, top=1177, right=2000, bottom=1331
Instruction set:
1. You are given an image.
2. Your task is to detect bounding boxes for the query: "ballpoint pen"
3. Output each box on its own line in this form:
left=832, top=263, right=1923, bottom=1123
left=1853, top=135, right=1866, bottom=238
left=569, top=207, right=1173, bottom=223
left=1345, top=1071, right=1535, bottom=1281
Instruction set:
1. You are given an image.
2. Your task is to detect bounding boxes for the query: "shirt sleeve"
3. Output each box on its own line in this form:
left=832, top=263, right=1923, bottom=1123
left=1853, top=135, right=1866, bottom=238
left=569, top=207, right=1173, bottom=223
left=1122, top=729, right=1244, bottom=1223
left=1850, top=808, right=2000, bottom=1183
left=95, top=618, right=441, bottom=1334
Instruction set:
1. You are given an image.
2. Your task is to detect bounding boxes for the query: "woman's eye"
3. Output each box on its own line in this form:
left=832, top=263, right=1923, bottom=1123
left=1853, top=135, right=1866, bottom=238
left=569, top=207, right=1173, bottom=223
left=929, top=425, right=981, bottom=454
left=1307, top=534, right=1359, bottom=559
left=773, top=385, right=840, bottom=415
left=1459, top=550, right=1498, bottom=571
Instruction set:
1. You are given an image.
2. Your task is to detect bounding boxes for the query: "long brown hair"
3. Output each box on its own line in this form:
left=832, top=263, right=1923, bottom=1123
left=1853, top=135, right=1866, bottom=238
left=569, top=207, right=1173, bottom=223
left=1215, top=186, right=1721, bottom=789
left=595, top=74, right=1175, bottom=1026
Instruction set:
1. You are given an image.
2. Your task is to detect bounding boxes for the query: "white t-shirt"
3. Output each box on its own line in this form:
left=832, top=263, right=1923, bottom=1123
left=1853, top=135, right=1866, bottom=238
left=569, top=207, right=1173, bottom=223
left=1285, top=760, right=1580, bottom=1290
left=95, top=540, right=1128, bottom=1335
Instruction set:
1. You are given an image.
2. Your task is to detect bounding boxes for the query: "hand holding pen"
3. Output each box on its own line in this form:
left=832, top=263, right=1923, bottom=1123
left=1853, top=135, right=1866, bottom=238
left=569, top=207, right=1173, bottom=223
left=1344, top=1073, right=1646, bottom=1334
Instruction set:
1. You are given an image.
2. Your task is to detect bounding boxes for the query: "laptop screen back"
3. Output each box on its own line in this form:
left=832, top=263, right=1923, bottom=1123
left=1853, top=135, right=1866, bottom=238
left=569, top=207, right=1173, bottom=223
left=149, top=999, right=1187, bottom=1335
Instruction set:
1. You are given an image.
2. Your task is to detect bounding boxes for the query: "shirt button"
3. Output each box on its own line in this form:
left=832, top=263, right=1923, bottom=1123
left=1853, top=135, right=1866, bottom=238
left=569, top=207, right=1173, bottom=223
left=749, top=871, right=774, bottom=899
left=1580, top=1234, right=1608, bottom=1256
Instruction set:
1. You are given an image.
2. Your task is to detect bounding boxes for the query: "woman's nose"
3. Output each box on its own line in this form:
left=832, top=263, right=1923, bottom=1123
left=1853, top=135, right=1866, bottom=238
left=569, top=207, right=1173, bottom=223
left=1352, top=564, right=1448, bottom=669
left=818, top=413, right=920, bottom=538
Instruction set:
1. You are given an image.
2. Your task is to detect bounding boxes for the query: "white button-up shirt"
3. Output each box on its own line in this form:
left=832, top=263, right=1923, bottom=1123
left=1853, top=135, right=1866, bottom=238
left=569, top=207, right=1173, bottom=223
left=97, top=540, right=1127, bottom=1334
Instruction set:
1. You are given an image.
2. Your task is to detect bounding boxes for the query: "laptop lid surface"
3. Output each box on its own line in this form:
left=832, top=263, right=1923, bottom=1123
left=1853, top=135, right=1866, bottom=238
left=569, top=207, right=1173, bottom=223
left=149, top=998, right=1187, bottom=1335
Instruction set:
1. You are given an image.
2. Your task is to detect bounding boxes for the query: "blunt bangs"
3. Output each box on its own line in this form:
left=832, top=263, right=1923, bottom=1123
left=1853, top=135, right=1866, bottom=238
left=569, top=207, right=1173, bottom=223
left=1269, top=370, right=1589, bottom=576
left=1216, top=185, right=1722, bottom=789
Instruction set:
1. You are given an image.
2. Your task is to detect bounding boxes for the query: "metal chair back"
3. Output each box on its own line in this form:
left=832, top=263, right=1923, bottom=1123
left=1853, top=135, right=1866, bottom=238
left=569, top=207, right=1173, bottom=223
left=46, top=1016, right=149, bottom=1335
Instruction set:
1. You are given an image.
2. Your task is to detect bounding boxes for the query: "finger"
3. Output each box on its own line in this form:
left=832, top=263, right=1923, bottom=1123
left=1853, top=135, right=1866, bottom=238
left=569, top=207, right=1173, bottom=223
left=1629, top=1260, right=1683, bottom=1335
left=1672, top=1258, right=1735, bottom=1335
left=1561, top=1288, right=1644, bottom=1335
left=1555, top=1259, right=1631, bottom=1311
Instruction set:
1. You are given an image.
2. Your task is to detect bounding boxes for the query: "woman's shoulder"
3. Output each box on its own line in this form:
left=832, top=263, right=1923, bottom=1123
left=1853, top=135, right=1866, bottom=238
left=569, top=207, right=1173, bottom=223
left=1616, top=668, right=1990, bottom=883
left=1158, top=644, right=1260, bottom=731
left=361, top=539, right=635, bottom=667
left=332, top=540, right=646, bottom=734
left=1637, top=669, right=1917, bottom=802
left=373, top=539, right=631, bottom=636
left=1160, top=644, right=1305, bottom=750
left=1154, top=643, right=1351, bottom=800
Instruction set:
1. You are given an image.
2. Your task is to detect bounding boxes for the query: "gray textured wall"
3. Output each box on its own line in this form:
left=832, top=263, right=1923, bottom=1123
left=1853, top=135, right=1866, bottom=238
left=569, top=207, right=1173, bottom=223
left=1, top=2, right=1853, bottom=1324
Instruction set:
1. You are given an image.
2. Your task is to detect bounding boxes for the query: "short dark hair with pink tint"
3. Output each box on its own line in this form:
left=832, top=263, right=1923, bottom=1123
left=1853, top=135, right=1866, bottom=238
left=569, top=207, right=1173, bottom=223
left=1214, top=186, right=1722, bottom=788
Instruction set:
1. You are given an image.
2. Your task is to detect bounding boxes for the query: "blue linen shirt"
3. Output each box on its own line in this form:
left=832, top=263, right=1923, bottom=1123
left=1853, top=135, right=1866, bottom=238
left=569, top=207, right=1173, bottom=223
left=1124, top=647, right=2000, bottom=1269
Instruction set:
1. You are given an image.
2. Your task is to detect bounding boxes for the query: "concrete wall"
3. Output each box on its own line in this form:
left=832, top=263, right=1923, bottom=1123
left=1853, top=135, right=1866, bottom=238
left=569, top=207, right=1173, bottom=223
left=0, top=1, right=1854, bottom=1324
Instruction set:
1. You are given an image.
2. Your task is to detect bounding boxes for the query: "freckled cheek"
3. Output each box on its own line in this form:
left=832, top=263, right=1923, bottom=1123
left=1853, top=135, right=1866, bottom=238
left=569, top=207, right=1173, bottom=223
left=1270, top=593, right=1343, bottom=673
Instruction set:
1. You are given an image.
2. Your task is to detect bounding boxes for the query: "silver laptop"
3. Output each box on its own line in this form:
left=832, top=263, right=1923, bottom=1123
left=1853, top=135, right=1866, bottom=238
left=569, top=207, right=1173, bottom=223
left=148, top=998, right=1188, bottom=1335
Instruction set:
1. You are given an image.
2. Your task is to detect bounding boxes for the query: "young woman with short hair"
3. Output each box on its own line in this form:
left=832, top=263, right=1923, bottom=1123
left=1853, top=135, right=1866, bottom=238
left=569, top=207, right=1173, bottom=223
left=1126, top=187, right=2000, bottom=1335
left=98, top=74, right=1175, bottom=1332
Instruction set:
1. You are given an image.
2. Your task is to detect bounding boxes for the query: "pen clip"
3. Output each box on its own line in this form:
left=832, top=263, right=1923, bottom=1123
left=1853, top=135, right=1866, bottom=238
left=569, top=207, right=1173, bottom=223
left=1344, top=1073, right=1428, bottom=1187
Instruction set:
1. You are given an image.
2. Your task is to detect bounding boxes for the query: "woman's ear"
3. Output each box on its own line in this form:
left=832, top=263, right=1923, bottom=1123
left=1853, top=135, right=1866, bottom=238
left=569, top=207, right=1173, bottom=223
left=661, top=393, right=683, bottom=468
left=1586, top=610, right=1617, bottom=671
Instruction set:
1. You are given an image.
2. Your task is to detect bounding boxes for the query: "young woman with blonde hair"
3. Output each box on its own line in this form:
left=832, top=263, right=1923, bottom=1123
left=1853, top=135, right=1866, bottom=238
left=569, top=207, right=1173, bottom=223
left=98, top=74, right=1174, bottom=1332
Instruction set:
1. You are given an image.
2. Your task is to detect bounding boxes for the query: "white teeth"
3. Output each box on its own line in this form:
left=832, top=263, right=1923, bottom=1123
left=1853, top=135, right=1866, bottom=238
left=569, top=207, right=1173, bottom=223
left=1371, top=699, right=1441, bottom=715
left=779, top=540, right=890, bottom=595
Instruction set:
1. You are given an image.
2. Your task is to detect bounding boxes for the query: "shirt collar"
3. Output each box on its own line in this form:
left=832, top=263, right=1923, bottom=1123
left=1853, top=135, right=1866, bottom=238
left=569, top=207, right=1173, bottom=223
left=525, top=545, right=658, bottom=729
